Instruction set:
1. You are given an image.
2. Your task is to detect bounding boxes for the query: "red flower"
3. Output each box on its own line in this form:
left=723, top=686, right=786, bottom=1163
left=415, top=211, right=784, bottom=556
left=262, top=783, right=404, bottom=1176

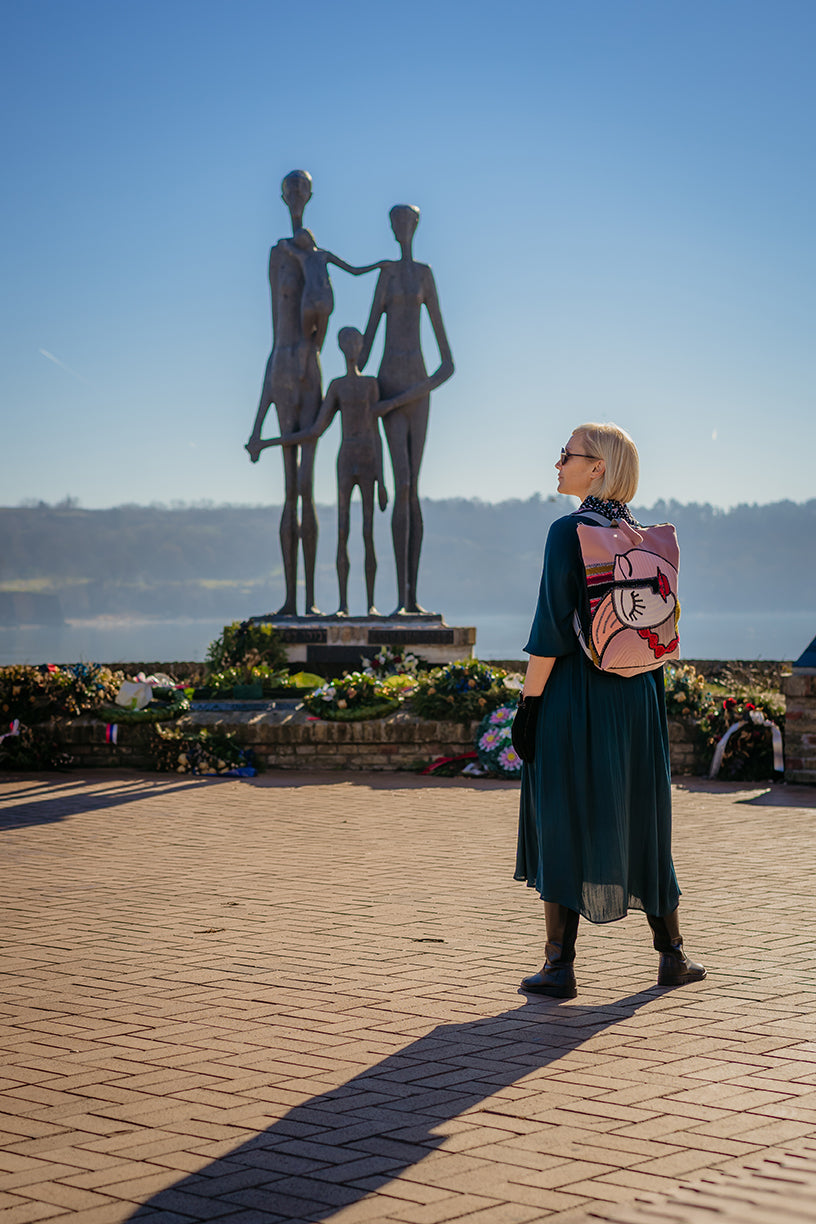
left=723, top=698, right=738, bottom=710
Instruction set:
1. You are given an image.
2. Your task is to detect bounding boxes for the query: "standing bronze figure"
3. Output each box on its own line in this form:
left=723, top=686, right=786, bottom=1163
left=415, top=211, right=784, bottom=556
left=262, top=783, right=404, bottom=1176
left=259, top=327, right=389, bottom=617
left=246, top=170, right=378, bottom=615
left=360, top=205, right=454, bottom=615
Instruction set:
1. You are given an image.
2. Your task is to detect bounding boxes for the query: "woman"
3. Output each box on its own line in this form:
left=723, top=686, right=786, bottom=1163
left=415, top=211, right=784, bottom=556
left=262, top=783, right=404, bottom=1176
left=513, top=422, right=705, bottom=998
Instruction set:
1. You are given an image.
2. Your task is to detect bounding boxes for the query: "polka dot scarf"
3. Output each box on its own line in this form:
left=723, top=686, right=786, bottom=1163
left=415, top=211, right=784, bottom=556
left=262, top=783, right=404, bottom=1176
left=577, top=495, right=640, bottom=527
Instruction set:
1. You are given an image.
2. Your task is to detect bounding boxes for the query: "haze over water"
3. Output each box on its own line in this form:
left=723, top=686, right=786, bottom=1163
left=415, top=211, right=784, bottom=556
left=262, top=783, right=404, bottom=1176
left=0, top=611, right=811, bottom=669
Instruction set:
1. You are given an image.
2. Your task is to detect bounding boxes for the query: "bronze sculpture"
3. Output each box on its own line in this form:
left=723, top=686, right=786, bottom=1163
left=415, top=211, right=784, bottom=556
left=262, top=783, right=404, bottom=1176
left=246, top=178, right=453, bottom=619
left=360, top=205, right=454, bottom=614
left=262, top=327, right=388, bottom=616
left=245, top=171, right=379, bottom=615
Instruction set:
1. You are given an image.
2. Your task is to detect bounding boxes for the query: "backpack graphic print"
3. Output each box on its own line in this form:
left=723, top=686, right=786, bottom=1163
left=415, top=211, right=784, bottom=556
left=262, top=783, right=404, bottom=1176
left=572, top=514, right=681, bottom=676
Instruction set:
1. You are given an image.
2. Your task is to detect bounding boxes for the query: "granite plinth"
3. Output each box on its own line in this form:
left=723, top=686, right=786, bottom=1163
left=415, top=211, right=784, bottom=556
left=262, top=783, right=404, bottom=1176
left=249, top=613, right=476, bottom=674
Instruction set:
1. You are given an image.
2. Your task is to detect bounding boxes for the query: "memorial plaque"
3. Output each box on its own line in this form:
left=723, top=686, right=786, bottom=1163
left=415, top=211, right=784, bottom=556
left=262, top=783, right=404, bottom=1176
left=274, top=627, right=328, bottom=644
left=369, top=629, right=455, bottom=646
left=306, top=646, right=378, bottom=667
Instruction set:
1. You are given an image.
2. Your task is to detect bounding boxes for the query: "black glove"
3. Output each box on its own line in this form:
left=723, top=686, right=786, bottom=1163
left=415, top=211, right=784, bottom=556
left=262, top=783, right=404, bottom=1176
left=511, top=695, right=542, bottom=764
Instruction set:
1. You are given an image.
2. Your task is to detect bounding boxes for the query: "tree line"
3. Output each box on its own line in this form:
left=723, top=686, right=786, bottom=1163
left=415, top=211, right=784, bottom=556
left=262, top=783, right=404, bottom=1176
left=0, top=497, right=813, bottom=622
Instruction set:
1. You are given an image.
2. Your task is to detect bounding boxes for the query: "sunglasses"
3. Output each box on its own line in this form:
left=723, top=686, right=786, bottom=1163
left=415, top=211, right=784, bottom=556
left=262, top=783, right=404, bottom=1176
left=560, top=446, right=597, bottom=464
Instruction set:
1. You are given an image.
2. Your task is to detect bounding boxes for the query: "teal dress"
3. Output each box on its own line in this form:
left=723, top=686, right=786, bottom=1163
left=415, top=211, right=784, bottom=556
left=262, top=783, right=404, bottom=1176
left=514, top=512, right=680, bottom=924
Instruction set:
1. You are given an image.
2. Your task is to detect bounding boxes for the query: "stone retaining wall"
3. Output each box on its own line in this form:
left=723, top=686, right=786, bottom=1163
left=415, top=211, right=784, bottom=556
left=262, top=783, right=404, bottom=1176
left=781, top=672, right=816, bottom=785
left=59, top=707, right=703, bottom=776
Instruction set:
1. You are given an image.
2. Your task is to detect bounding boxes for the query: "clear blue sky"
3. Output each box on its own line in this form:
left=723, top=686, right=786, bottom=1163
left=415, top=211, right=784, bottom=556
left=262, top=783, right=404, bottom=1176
left=1, top=0, right=814, bottom=511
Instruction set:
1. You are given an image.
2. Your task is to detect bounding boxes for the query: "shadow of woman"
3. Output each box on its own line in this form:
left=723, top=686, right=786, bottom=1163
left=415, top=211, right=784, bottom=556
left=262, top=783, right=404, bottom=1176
left=128, top=988, right=663, bottom=1221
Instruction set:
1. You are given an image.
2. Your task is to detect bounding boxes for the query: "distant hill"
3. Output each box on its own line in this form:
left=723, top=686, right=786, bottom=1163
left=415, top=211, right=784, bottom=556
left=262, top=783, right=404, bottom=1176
left=0, top=497, right=813, bottom=624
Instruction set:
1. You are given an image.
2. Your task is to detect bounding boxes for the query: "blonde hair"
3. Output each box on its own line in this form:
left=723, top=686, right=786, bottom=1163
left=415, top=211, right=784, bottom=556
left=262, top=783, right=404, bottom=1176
left=575, top=422, right=639, bottom=503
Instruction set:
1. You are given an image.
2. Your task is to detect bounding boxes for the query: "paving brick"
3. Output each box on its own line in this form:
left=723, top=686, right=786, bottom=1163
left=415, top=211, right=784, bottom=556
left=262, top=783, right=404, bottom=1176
left=0, top=1202, right=63, bottom=1224
left=8, top=1182, right=116, bottom=1212
left=2, top=773, right=816, bottom=1224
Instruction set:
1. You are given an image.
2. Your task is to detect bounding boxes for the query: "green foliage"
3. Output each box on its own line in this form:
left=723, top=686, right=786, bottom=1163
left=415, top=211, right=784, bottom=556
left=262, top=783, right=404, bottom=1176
left=206, top=663, right=287, bottom=696
left=206, top=620, right=287, bottom=674
left=381, top=674, right=418, bottom=697
left=303, top=672, right=400, bottom=721
left=664, top=664, right=784, bottom=781
left=147, top=725, right=256, bottom=775
left=410, top=660, right=518, bottom=723
left=0, top=663, right=123, bottom=724
left=362, top=646, right=420, bottom=677
left=94, top=687, right=191, bottom=724
left=663, top=664, right=711, bottom=720
left=0, top=723, right=73, bottom=771
left=203, top=665, right=323, bottom=697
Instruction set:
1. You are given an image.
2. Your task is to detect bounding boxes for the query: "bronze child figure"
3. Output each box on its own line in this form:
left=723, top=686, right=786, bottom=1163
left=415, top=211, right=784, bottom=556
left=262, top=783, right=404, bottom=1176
left=266, top=327, right=388, bottom=616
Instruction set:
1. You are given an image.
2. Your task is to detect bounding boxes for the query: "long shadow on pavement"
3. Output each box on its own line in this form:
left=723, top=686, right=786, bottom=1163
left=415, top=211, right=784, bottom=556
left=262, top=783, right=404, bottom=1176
left=128, top=989, right=663, bottom=1222
left=0, top=777, right=216, bottom=828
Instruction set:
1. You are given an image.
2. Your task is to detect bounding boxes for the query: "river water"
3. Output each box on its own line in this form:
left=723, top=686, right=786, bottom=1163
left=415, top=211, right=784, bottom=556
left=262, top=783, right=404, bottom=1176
left=0, top=610, right=812, bottom=667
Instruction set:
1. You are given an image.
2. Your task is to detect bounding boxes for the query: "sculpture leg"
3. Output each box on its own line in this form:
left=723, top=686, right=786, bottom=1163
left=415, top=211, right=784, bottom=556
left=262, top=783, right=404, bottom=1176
left=384, top=411, right=411, bottom=614
left=360, top=480, right=378, bottom=615
left=404, top=398, right=429, bottom=614
left=298, top=440, right=320, bottom=615
left=277, top=443, right=299, bottom=616
left=336, top=477, right=351, bottom=616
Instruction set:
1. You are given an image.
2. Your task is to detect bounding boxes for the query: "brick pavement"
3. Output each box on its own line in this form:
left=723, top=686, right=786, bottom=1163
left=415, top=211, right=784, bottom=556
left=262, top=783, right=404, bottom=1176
left=1, top=770, right=816, bottom=1224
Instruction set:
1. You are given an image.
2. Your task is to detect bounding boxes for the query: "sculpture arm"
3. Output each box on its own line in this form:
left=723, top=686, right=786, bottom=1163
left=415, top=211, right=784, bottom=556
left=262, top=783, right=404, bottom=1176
left=267, top=244, right=283, bottom=336
left=374, top=388, right=421, bottom=417
left=358, top=269, right=388, bottom=370
left=245, top=388, right=338, bottom=460
left=374, top=269, right=455, bottom=414
left=422, top=267, right=455, bottom=386
left=325, top=252, right=384, bottom=277
left=284, top=388, right=339, bottom=443
left=373, top=363, right=455, bottom=416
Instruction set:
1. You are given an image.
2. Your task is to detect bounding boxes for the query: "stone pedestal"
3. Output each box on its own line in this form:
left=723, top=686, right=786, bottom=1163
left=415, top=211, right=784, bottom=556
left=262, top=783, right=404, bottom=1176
left=248, top=613, right=476, bottom=676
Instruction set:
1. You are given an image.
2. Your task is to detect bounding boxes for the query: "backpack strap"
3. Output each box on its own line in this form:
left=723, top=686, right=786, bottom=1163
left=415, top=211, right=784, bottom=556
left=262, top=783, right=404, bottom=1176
left=570, top=511, right=609, bottom=663
left=572, top=509, right=616, bottom=525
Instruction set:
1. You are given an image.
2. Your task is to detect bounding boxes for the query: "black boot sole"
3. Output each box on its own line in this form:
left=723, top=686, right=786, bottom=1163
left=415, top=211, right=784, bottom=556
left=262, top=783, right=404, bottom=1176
left=520, top=980, right=578, bottom=999
left=657, top=967, right=707, bottom=987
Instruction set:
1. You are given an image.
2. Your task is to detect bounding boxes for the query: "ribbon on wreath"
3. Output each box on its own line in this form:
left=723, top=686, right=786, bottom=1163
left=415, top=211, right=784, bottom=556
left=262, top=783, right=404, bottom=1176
left=0, top=718, right=21, bottom=744
left=105, top=724, right=118, bottom=745
left=421, top=752, right=478, bottom=775
left=709, top=712, right=784, bottom=779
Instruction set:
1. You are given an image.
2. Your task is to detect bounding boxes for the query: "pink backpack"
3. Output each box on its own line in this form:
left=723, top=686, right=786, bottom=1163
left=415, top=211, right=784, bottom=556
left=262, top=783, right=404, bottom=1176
left=572, top=512, right=681, bottom=676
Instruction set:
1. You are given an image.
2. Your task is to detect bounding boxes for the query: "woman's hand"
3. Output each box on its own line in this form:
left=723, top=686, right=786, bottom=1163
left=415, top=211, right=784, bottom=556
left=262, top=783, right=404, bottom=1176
left=513, top=655, right=556, bottom=763
left=512, top=695, right=542, bottom=763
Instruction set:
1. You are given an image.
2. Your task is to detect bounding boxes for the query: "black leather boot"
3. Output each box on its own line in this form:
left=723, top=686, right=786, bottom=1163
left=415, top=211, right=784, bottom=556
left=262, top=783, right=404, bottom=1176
left=521, top=902, right=580, bottom=998
left=647, top=908, right=706, bottom=986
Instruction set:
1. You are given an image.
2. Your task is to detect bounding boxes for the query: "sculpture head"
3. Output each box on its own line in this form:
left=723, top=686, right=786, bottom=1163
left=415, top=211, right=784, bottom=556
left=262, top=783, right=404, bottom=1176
left=389, top=204, right=420, bottom=246
left=338, top=326, right=364, bottom=363
left=281, top=170, right=313, bottom=226
left=292, top=226, right=317, bottom=252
